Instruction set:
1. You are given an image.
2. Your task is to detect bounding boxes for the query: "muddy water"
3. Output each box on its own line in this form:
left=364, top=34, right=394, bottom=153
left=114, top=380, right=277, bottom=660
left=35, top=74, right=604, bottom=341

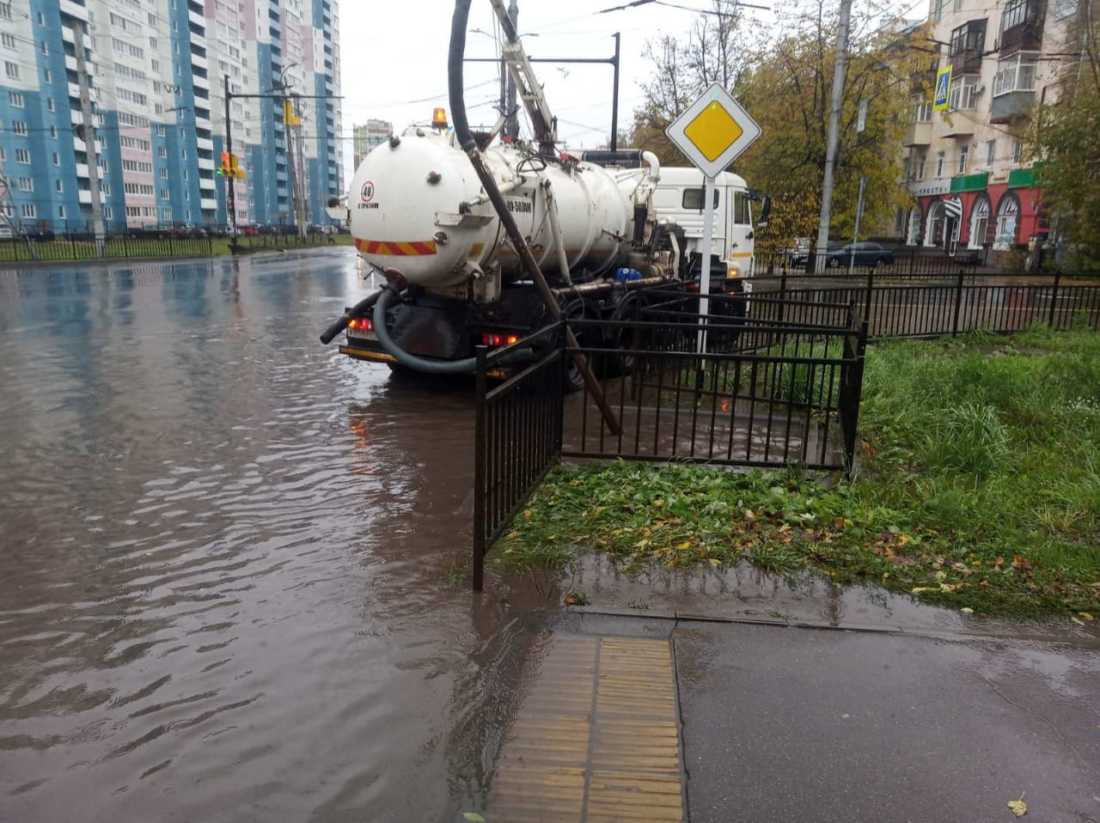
left=0, top=250, right=538, bottom=821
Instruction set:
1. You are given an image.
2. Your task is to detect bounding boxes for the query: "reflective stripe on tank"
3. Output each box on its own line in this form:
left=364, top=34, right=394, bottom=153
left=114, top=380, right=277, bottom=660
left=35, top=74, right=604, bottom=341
left=354, top=239, right=438, bottom=256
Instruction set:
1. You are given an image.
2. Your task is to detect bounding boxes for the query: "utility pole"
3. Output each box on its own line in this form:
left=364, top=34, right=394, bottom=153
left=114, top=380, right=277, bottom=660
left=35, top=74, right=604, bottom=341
left=610, top=32, right=621, bottom=150
left=505, top=0, right=519, bottom=138
left=813, top=0, right=853, bottom=274
left=73, top=20, right=105, bottom=249
left=224, top=74, right=238, bottom=241
left=293, top=95, right=307, bottom=238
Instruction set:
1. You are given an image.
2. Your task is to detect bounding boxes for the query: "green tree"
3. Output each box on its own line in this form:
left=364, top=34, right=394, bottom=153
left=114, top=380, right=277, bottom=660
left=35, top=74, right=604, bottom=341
left=631, top=0, right=929, bottom=252
left=1031, top=14, right=1100, bottom=269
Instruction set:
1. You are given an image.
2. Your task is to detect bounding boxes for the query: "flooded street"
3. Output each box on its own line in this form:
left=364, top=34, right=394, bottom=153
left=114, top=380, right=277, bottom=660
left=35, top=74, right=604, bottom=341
left=0, top=249, right=535, bottom=821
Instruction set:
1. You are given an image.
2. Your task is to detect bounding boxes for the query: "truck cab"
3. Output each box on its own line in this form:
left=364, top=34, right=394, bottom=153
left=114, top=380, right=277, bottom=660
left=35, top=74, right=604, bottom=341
left=649, top=168, right=756, bottom=286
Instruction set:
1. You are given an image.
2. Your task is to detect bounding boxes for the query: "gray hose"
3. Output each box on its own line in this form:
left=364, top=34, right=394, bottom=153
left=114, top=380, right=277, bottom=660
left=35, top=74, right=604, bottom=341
left=372, top=286, right=479, bottom=374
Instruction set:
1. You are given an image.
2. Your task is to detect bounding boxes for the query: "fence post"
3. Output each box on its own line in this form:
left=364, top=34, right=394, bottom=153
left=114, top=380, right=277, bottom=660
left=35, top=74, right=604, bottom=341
left=863, top=268, right=874, bottom=320
left=952, top=270, right=964, bottom=336
left=778, top=270, right=788, bottom=325
left=909, top=251, right=915, bottom=277
left=472, top=345, right=488, bottom=592
left=1047, top=272, right=1061, bottom=328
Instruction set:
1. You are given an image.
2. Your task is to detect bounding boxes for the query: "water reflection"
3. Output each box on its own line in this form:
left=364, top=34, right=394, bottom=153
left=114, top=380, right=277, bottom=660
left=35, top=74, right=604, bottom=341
left=0, top=250, right=533, bottom=821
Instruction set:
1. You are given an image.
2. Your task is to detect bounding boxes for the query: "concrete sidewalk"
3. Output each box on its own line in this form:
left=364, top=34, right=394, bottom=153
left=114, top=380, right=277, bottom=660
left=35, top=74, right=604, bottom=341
left=489, top=611, right=1100, bottom=822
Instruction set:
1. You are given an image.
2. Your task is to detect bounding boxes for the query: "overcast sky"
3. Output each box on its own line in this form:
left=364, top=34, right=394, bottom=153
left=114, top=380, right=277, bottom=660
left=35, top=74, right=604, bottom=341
left=336, top=0, right=775, bottom=180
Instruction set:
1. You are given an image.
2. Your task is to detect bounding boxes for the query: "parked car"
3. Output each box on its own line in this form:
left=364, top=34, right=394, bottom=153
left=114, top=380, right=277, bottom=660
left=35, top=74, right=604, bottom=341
left=792, top=241, right=895, bottom=269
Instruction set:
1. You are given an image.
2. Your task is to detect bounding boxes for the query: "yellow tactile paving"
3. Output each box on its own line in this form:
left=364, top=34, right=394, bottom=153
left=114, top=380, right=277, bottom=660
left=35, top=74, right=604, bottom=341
left=488, top=635, right=685, bottom=823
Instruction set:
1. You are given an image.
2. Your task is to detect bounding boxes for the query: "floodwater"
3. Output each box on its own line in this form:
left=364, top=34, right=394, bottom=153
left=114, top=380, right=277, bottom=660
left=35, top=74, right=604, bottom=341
left=0, top=249, right=540, bottom=821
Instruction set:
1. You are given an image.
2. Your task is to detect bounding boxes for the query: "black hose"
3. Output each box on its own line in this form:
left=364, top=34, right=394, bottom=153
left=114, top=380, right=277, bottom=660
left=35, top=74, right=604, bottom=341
left=449, top=0, right=476, bottom=154
left=319, top=289, right=383, bottom=344
left=371, top=286, right=480, bottom=374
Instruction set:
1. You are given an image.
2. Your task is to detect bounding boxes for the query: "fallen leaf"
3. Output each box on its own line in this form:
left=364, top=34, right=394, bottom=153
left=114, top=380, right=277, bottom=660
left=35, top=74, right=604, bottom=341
left=961, top=607, right=974, bottom=615
left=463, top=814, right=487, bottom=823
left=1078, top=612, right=1095, bottom=622
left=676, top=541, right=692, bottom=551
left=1007, top=795, right=1028, bottom=817
left=1012, top=555, right=1033, bottom=572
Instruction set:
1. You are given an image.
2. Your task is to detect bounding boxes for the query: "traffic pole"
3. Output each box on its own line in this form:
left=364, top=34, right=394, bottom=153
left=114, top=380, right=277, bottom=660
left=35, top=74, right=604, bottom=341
left=696, top=174, right=717, bottom=387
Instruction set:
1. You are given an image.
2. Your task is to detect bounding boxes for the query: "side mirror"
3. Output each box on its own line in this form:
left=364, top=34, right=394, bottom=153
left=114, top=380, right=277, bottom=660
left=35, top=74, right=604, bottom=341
left=758, top=195, right=772, bottom=228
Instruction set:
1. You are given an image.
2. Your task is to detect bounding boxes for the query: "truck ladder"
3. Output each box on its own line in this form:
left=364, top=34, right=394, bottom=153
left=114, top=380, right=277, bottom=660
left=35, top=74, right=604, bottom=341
left=488, top=0, right=558, bottom=155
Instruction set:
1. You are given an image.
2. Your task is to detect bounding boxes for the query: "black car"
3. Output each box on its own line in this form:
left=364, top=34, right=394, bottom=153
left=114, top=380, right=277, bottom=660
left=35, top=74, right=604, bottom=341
left=793, top=242, right=896, bottom=269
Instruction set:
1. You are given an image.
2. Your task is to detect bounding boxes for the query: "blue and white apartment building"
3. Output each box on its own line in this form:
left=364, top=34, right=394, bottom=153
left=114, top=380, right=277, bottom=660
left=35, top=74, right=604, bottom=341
left=0, top=0, right=341, bottom=233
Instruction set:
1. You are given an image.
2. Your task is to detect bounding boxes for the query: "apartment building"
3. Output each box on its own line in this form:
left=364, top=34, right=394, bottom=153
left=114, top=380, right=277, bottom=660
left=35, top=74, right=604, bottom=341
left=0, top=0, right=340, bottom=234
left=900, top=0, right=1085, bottom=257
left=352, top=118, right=391, bottom=171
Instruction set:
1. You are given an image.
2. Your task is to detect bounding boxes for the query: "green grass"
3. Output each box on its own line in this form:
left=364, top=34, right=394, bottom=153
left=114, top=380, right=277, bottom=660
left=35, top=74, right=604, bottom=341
left=495, top=324, right=1100, bottom=616
left=0, top=233, right=353, bottom=264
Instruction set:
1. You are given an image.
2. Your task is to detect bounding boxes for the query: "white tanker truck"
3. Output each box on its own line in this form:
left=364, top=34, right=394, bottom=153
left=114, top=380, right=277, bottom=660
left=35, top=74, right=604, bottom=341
left=319, top=1, right=768, bottom=380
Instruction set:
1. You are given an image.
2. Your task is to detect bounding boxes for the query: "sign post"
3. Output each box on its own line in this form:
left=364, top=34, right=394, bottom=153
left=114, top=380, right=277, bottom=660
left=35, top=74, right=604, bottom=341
left=665, top=83, right=761, bottom=365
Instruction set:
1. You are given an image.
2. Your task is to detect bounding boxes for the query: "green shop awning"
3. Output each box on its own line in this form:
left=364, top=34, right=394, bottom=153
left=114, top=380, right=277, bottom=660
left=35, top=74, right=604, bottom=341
left=1008, top=167, right=1037, bottom=188
left=949, top=172, right=989, bottom=193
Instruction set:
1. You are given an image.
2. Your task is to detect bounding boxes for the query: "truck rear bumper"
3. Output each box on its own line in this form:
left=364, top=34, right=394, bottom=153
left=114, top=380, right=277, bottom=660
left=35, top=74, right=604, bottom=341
left=338, top=343, right=398, bottom=364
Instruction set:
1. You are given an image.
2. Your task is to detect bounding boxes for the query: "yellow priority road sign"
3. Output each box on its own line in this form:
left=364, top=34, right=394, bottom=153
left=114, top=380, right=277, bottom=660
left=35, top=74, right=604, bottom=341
left=665, top=83, right=761, bottom=179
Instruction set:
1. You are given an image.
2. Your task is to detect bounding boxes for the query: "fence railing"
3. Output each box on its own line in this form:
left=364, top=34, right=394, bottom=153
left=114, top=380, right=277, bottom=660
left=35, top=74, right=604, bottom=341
left=753, top=248, right=991, bottom=277
left=473, top=323, right=565, bottom=590
left=750, top=271, right=1100, bottom=338
left=562, top=314, right=866, bottom=473
left=0, top=234, right=216, bottom=263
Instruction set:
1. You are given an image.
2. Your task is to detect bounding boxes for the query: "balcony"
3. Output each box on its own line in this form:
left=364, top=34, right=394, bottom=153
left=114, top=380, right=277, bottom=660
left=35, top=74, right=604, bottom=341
left=197, top=157, right=215, bottom=171
left=78, top=190, right=93, bottom=204
left=192, top=73, right=209, bottom=90
left=189, top=9, right=205, bottom=29
left=999, top=0, right=1043, bottom=56
left=990, top=90, right=1034, bottom=123
left=199, top=176, right=215, bottom=190
left=59, top=0, right=90, bottom=23
left=60, top=27, right=92, bottom=49
left=940, top=116, right=975, bottom=138
left=75, top=163, right=90, bottom=177
left=200, top=198, right=217, bottom=211
left=196, top=138, right=215, bottom=153
left=191, top=51, right=208, bottom=70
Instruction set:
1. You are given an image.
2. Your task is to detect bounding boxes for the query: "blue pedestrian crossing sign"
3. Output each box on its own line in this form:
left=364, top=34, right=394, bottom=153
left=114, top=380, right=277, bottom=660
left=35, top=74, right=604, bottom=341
left=933, top=66, right=952, bottom=112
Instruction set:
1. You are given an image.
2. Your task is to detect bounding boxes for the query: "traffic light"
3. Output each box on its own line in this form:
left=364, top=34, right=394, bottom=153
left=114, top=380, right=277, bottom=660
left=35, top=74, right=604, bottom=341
left=218, top=151, right=246, bottom=179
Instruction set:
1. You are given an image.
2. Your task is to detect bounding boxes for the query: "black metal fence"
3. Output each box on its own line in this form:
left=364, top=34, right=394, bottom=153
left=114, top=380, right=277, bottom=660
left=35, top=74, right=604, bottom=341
left=0, top=229, right=347, bottom=265
left=471, top=306, right=867, bottom=589
left=473, top=323, right=565, bottom=590
left=0, top=234, right=216, bottom=263
left=752, top=271, right=1100, bottom=338
left=561, top=313, right=866, bottom=473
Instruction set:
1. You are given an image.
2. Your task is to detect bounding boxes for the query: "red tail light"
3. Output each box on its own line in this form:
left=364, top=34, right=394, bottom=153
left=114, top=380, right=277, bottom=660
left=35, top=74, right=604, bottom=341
left=480, top=332, right=521, bottom=348
left=348, top=317, right=373, bottom=332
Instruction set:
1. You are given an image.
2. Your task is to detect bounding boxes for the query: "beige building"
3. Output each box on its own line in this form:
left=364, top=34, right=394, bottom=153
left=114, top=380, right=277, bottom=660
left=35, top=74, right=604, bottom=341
left=900, top=0, right=1085, bottom=258
left=352, top=119, right=393, bottom=172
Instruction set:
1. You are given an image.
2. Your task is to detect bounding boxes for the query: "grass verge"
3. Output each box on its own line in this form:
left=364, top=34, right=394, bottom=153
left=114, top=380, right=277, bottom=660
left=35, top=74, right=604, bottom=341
left=495, top=325, right=1100, bottom=616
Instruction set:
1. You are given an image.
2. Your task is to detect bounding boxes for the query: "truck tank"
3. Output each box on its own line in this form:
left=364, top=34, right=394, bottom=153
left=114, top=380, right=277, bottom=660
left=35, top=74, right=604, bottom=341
left=349, top=127, right=637, bottom=290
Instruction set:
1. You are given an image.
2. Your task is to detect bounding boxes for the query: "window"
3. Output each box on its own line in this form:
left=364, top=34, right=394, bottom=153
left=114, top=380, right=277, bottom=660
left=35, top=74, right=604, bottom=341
left=8, top=91, right=23, bottom=108
left=1012, top=140, right=1023, bottom=163
left=994, top=196, right=1019, bottom=249
left=913, top=98, right=932, bottom=122
left=12, top=120, right=27, bottom=135
left=983, top=139, right=995, bottom=165
left=734, top=191, right=751, bottom=225
left=49, top=126, right=57, bottom=138
left=43, top=69, right=50, bottom=82
left=160, top=167, right=168, bottom=178
left=55, top=179, right=63, bottom=192
left=1, top=33, right=15, bottom=49
left=1001, top=0, right=1030, bottom=29
left=948, top=75, right=979, bottom=110
left=17, top=177, right=32, bottom=191
left=949, top=21, right=986, bottom=56
left=1054, top=0, right=1078, bottom=16
left=936, top=151, right=946, bottom=177
left=40, top=40, right=47, bottom=55
left=21, top=204, right=36, bottom=218
left=4, top=60, right=19, bottom=80
left=58, top=205, right=65, bottom=218
left=682, top=188, right=720, bottom=210
left=914, top=152, right=927, bottom=180
left=52, top=152, right=60, bottom=166
left=958, top=144, right=969, bottom=173
left=0, top=3, right=11, bottom=21
left=47, top=97, right=54, bottom=112
left=103, top=206, right=113, bottom=220
left=993, top=54, right=1038, bottom=96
